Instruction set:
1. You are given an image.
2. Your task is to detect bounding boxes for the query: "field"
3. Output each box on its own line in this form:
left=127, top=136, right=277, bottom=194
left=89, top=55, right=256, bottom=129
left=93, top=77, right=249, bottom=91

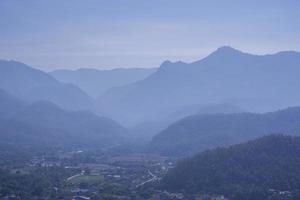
left=68, top=175, right=103, bottom=185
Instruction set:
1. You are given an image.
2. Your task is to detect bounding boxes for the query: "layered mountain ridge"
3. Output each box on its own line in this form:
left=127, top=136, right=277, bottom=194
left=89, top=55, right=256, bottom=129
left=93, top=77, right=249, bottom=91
left=98, top=46, right=300, bottom=126
left=0, top=60, right=94, bottom=111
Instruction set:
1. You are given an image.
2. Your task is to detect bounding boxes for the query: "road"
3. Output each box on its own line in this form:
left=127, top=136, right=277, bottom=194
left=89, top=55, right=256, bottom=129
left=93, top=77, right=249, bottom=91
left=136, top=170, right=159, bottom=188
left=67, top=171, right=85, bottom=181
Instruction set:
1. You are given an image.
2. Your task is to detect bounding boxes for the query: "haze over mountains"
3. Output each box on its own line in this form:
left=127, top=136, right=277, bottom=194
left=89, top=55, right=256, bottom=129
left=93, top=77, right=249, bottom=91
left=0, top=89, right=26, bottom=118
left=130, top=103, right=245, bottom=141
left=51, top=68, right=156, bottom=98
left=0, top=60, right=94, bottom=111
left=99, top=46, right=300, bottom=126
left=148, top=106, right=300, bottom=157
left=2, top=0, right=300, bottom=198
left=2, top=46, right=300, bottom=152
left=0, top=89, right=127, bottom=149
left=1, top=46, right=300, bottom=199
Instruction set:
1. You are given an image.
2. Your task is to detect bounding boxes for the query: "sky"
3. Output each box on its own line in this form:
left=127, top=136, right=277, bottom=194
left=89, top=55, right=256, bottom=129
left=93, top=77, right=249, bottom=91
left=0, top=0, right=299, bottom=71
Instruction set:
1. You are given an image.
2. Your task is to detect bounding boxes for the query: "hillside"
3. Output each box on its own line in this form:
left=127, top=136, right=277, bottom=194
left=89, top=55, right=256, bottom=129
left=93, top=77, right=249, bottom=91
left=0, top=60, right=94, bottom=111
left=0, top=119, right=65, bottom=149
left=148, top=106, right=300, bottom=156
left=162, top=135, right=300, bottom=200
left=0, top=89, right=26, bottom=118
left=51, top=68, right=156, bottom=98
left=0, top=91, right=127, bottom=149
left=98, top=47, right=300, bottom=125
left=9, top=101, right=127, bottom=148
left=130, top=103, right=244, bottom=141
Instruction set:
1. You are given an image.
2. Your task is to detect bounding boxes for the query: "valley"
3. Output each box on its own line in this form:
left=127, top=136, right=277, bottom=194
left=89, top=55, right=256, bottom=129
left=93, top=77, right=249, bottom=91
left=1, top=47, right=300, bottom=199
left=0, top=147, right=176, bottom=200
left=1, top=2, right=300, bottom=198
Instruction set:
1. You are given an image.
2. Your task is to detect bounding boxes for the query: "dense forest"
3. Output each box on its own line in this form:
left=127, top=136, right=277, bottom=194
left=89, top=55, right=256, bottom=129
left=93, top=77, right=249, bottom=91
left=0, top=167, right=77, bottom=199
left=162, top=135, right=300, bottom=200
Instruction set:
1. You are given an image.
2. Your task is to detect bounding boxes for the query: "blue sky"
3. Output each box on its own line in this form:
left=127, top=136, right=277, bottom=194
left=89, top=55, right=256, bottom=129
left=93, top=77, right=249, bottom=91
left=0, top=0, right=299, bottom=70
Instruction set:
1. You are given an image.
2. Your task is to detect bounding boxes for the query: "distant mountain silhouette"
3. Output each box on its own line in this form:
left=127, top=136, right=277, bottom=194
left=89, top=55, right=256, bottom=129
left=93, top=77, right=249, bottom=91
left=0, top=119, right=58, bottom=148
left=169, top=103, right=244, bottom=121
left=98, top=47, right=300, bottom=126
left=163, top=135, right=300, bottom=200
left=130, top=103, right=244, bottom=141
left=0, top=89, right=25, bottom=118
left=0, top=89, right=127, bottom=148
left=148, top=106, right=300, bottom=157
left=0, top=60, right=94, bottom=111
left=50, top=67, right=156, bottom=98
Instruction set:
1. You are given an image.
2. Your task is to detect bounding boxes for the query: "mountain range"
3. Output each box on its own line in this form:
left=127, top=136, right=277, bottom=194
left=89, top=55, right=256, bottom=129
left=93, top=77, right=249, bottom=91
left=98, top=46, right=300, bottom=126
left=148, top=106, right=300, bottom=156
left=2, top=46, right=300, bottom=156
left=130, top=103, right=244, bottom=141
left=0, top=60, right=94, bottom=111
left=0, top=89, right=127, bottom=149
left=51, top=68, right=156, bottom=98
left=0, top=89, right=26, bottom=118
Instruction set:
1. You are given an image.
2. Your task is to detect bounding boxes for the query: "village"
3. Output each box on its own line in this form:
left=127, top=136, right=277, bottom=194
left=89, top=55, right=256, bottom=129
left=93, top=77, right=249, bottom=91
left=24, top=149, right=178, bottom=200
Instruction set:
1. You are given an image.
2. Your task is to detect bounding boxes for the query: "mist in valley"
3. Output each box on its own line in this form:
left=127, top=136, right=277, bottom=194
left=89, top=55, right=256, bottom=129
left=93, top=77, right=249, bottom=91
left=0, top=1, right=300, bottom=200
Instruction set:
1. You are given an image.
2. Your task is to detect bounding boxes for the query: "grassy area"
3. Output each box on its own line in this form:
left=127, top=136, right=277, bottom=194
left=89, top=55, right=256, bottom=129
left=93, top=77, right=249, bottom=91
left=10, top=167, right=31, bottom=175
left=69, top=175, right=103, bottom=185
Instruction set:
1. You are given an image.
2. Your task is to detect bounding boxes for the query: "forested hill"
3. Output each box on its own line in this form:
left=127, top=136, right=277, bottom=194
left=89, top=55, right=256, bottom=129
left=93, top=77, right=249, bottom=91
left=162, top=135, right=300, bottom=200
left=0, top=60, right=94, bottom=111
left=148, top=106, right=300, bottom=157
left=0, top=90, right=128, bottom=150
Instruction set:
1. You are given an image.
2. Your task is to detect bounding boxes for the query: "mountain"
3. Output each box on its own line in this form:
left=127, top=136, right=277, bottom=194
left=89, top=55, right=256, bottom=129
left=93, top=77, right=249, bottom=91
left=196, top=103, right=244, bottom=114
left=0, top=89, right=127, bottom=149
left=0, top=119, right=63, bottom=149
left=50, top=67, right=156, bottom=98
left=0, top=60, right=94, bottom=111
left=98, top=47, right=300, bottom=125
left=162, top=135, right=300, bottom=200
left=164, top=103, right=244, bottom=124
left=0, top=89, right=26, bottom=118
left=130, top=103, right=244, bottom=141
left=8, top=101, right=127, bottom=148
left=148, top=106, right=300, bottom=157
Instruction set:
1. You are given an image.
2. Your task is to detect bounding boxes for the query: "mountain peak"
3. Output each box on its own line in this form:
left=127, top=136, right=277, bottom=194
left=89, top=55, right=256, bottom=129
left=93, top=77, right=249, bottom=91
left=0, top=59, right=29, bottom=68
left=214, top=46, right=243, bottom=54
left=198, top=46, right=249, bottom=63
left=160, top=60, right=173, bottom=67
left=159, top=60, right=187, bottom=71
